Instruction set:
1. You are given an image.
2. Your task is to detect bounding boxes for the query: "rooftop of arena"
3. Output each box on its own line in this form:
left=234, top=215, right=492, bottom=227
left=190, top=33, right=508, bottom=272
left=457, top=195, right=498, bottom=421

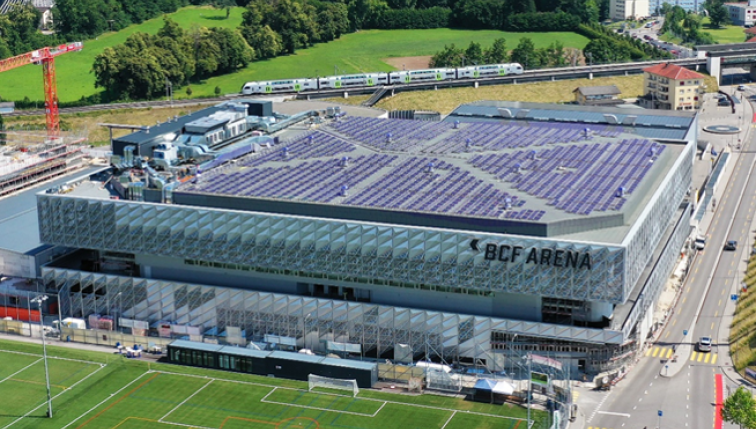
left=173, top=104, right=693, bottom=239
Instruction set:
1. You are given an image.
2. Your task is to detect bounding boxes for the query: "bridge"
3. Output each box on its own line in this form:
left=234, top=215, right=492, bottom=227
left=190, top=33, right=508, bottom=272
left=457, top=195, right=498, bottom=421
left=696, top=42, right=756, bottom=82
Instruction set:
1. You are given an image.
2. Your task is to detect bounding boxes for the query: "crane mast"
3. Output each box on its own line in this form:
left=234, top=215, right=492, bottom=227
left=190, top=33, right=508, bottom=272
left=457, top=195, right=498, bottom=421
left=0, top=42, right=83, bottom=141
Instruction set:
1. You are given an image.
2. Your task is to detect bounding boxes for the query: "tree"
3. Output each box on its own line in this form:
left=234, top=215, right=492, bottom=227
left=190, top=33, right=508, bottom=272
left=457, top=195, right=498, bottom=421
left=186, top=86, right=192, bottom=96
left=659, top=2, right=673, bottom=15
left=546, top=41, right=567, bottom=67
left=243, top=24, right=282, bottom=59
left=704, top=0, right=729, bottom=28
left=464, top=41, right=483, bottom=65
left=510, top=37, right=537, bottom=69
left=722, top=386, right=756, bottom=429
left=429, top=43, right=464, bottom=67
left=484, top=37, right=508, bottom=63
left=215, top=86, right=221, bottom=96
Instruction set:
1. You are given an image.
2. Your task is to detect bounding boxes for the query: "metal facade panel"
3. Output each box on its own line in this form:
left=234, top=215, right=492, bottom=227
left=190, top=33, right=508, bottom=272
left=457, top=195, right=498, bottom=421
left=38, top=196, right=628, bottom=304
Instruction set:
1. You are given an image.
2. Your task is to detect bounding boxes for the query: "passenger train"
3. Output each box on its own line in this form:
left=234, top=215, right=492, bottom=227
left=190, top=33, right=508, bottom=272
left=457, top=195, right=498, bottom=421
left=241, top=63, right=524, bottom=95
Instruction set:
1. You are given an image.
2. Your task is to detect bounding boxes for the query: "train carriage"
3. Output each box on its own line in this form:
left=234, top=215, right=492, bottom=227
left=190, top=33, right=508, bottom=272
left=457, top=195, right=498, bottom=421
left=319, top=73, right=388, bottom=89
left=457, top=63, right=523, bottom=79
left=389, top=68, right=456, bottom=84
left=241, top=78, right=318, bottom=95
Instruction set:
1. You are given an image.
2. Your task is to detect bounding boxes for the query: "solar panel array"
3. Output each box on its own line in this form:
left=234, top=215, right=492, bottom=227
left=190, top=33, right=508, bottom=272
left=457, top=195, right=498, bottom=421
left=470, top=139, right=664, bottom=216
left=342, top=158, right=519, bottom=217
left=330, top=117, right=622, bottom=154
left=190, top=154, right=395, bottom=203
left=241, top=131, right=355, bottom=167
left=180, top=118, right=666, bottom=222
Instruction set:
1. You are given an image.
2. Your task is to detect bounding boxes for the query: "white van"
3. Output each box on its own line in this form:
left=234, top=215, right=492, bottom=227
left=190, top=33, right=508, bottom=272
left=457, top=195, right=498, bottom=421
left=694, top=235, right=706, bottom=250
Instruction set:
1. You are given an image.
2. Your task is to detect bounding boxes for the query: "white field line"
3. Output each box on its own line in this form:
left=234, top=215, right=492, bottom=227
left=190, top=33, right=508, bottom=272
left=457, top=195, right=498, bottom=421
left=59, top=370, right=154, bottom=429
left=3, top=363, right=107, bottom=429
left=260, top=397, right=377, bottom=417
left=150, top=370, right=524, bottom=423
left=0, top=358, right=42, bottom=385
left=153, top=420, right=215, bottom=429
left=260, top=386, right=277, bottom=402
left=0, top=348, right=103, bottom=366
left=440, top=410, right=457, bottom=429
left=159, top=379, right=214, bottom=422
left=370, top=400, right=388, bottom=418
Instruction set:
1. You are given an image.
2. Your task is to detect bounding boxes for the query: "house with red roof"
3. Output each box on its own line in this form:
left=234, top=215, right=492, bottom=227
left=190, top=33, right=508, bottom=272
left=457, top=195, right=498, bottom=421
left=641, top=63, right=706, bottom=110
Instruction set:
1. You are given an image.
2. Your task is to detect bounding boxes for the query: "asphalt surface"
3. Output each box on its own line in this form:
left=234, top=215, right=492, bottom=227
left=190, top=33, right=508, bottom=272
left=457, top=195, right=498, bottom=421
left=581, top=88, right=756, bottom=429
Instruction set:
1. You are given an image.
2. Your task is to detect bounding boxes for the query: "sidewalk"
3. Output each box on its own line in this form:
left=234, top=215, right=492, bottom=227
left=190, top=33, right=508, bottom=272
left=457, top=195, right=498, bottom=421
left=659, top=86, right=754, bottom=379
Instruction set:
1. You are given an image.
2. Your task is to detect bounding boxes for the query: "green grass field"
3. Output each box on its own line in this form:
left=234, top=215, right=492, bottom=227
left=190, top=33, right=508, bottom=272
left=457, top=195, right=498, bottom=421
left=0, top=5, right=246, bottom=103
left=701, top=18, right=748, bottom=44
left=661, top=18, right=747, bottom=45
left=0, top=5, right=589, bottom=103
left=0, top=339, right=546, bottom=429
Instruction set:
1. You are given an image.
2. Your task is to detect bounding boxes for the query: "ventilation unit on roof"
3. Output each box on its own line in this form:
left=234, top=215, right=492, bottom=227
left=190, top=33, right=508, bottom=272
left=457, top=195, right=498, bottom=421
left=453, top=120, right=460, bottom=129
left=498, top=108, right=513, bottom=118
left=504, top=197, right=513, bottom=210
left=648, top=146, right=657, bottom=157
left=307, top=135, right=314, bottom=143
left=514, top=163, right=522, bottom=174
left=466, top=138, right=472, bottom=149
left=283, top=147, right=289, bottom=158
left=603, top=115, right=619, bottom=125
left=621, top=115, right=637, bottom=126
left=386, top=132, right=393, bottom=143
left=340, top=185, right=349, bottom=197
left=616, top=187, right=625, bottom=198
left=340, top=156, right=349, bottom=167
left=530, top=150, right=537, bottom=160
left=584, top=128, right=592, bottom=139
left=427, top=162, right=435, bottom=174
left=515, top=109, right=530, bottom=119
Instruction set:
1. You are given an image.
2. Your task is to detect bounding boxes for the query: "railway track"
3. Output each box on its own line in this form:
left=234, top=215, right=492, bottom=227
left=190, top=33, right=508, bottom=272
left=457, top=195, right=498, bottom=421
left=4, top=57, right=708, bottom=117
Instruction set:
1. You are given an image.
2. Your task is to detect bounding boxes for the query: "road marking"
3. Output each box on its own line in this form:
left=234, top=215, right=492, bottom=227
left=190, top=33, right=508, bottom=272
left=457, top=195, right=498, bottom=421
left=672, top=319, right=677, bottom=326
left=711, top=322, right=715, bottom=330
left=652, top=347, right=660, bottom=357
left=666, top=348, right=673, bottom=359
left=705, top=354, right=711, bottom=364
left=722, top=288, right=725, bottom=295
left=718, top=299, right=721, bottom=307
left=683, top=296, right=687, bottom=304
left=597, top=411, right=631, bottom=418
left=665, top=331, right=670, bottom=339
left=691, top=352, right=697, bottom=361
left=715, top=311, right=718, bottom=318
left=712, top=354, right=718, bottom=365
left=646, top=348, right=652, bottom=357
left=698, top=353, right=705, bottom=362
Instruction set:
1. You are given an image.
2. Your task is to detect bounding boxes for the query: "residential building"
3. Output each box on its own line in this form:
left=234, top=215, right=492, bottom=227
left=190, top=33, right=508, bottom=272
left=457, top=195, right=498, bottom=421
left=726, top=0, right=756, bottom=27
left=610, top=0, right=650, bottom=20
left=648, top=0, right=703, bottom=15
left=573, top=85, right=623, bottom=106
left=642, top=63, right=705, bottom=110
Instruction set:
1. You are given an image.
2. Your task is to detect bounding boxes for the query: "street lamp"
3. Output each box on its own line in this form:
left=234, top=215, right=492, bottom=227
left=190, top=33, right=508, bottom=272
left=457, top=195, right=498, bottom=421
left=30, top=294, right=53, bottom=418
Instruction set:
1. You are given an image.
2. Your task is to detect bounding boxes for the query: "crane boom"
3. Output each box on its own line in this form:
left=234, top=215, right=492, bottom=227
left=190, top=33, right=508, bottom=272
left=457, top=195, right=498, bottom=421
left=0, top=42, right=83, bottom=140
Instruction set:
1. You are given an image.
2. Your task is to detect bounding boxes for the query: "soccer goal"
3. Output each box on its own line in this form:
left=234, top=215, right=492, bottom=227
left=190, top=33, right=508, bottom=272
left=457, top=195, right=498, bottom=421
left=308, top=374, right=359, bottom=397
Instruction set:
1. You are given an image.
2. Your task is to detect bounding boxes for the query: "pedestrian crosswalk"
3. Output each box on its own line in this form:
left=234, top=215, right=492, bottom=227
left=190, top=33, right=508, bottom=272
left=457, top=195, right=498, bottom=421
left=644, top=346, right=718, bottom=365
left=690, top=351, right=718, bottom=364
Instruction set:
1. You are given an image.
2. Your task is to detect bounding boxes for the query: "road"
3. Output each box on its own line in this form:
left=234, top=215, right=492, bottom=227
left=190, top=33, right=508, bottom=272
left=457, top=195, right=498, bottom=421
left=585, top=93, right=756, bottom=429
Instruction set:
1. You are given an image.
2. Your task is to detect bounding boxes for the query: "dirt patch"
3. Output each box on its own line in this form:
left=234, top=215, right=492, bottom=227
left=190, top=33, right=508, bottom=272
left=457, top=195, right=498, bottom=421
left=383, top=56, right=432, bottom=70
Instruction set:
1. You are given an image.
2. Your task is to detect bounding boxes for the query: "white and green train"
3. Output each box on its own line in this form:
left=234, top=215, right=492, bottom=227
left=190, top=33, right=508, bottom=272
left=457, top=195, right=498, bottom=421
left=241, top=63, right=524, bottom=95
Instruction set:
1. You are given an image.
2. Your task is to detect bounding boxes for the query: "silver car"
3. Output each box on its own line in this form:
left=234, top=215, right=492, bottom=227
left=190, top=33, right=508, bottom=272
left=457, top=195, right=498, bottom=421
left=698, top=336, right=712, bottom=352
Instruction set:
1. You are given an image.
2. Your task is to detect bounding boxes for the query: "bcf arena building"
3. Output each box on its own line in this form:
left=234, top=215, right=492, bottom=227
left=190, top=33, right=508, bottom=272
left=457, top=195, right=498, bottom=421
left=37, top=101, right=697, bottom=375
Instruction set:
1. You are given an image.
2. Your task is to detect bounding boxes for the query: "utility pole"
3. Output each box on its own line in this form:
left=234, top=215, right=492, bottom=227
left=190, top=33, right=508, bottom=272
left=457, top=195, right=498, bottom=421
left=165, top=78, right=173, bottom=106
left=527, top=353, right=531, bottom=427
left=31, top=294, right=52, bottom=418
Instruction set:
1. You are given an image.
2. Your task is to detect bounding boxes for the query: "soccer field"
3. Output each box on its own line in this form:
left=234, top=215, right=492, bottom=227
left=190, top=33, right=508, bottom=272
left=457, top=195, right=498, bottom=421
left=0, top=340, right=547, bottom=429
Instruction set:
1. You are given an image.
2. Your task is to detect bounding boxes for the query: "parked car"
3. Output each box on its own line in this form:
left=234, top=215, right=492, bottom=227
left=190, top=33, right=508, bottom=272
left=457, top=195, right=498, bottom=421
left=724, top=240, right=738, bottom=251
left=698, top=336, right=712, bottom=352
left=738, top=85, right=746, bottom=91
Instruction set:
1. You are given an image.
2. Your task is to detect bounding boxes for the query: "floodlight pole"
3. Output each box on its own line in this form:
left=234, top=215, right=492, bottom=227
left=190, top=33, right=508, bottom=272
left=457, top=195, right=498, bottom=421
left=527, top=353, right=531, bottom=427
left=31, top=294, right=53, bottom=418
